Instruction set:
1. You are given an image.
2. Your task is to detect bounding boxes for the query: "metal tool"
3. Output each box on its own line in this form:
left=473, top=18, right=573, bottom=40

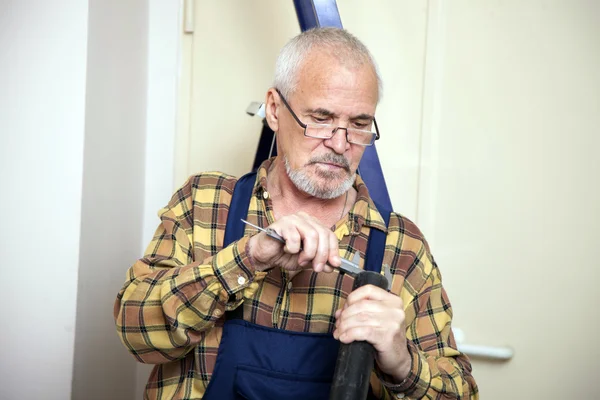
left=241, top=219, right=363, bottom=276
left=382, top=264, right=393, bottom=291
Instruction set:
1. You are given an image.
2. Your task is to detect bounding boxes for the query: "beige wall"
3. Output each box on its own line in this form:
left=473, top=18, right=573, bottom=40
left=176, top=1, right=300, bottom=185
left=428, top=1, right=600, bottom=397
left=171, top=1, right=600, bottom=399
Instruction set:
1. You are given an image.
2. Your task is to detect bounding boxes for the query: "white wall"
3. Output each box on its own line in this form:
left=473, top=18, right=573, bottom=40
left=0, top=1, right=89, bottom=399
left=142, top=0, right=180, bottom=250
left=0, top=1, right=155, bottom=398
left=71, top=0, right=149, bottom=399
left=135, top=1, right=183, bottom=397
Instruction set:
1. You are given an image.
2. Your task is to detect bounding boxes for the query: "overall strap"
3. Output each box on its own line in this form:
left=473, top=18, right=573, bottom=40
left=223, top=171, right=257, bottom=321
left=364, top=201, right=392, bottom=273
left=223, top=172, right=257, bottom=248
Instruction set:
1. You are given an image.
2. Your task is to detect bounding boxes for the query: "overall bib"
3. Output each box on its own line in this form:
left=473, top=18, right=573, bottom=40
left=203, top=172, right=390, bottom=400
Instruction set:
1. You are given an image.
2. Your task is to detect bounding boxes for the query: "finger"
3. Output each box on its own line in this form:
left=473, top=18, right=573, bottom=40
left=345, top=284, right=401, bottom=307
left=337, top=306, right=401, bottom=333
left=327, top=230, right=341, bottom=268
left=336, top=313, right=383, bottom=340
left=278, top=214, right=317, bottom=264
left=309, top=219, right=340, bottom=272
left=337, top=326, right=376, bottom=344
left=293, top=216, right=320, bottom=266
left=313, top=224, right=331, bottom=272
left=337, top=305, right=404, bottom=332
left=296, top=215, right=330, bottom=272
left=338, top=299, right=386, bottom=321
left=278, top=223, right=303, bottom=255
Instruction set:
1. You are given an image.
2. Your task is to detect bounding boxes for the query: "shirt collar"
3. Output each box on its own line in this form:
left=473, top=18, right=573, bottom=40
left=350, top=174, right=388, bottom=233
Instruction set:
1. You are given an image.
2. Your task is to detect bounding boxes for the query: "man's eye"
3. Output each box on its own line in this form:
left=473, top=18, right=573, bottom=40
left=312, top=116, right=329, bottom=124
left=353, top=123, right=369, bottom=130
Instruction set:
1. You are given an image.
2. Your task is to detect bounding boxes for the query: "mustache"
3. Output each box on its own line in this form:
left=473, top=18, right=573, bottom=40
left=308, top=153, right=350, bottom=171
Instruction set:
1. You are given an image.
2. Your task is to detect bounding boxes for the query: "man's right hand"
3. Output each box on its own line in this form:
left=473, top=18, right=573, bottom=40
left=247, top=212, right=342, bottom=273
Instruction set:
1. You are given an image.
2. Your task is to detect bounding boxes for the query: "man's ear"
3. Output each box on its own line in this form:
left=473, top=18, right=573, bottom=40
left=264, top=88, right=280, bottom=132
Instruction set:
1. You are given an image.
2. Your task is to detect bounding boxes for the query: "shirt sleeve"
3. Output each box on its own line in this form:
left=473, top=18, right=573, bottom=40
left=113, top=178, right=266, bottom=364
left=372, top=217, right=479, bottom=399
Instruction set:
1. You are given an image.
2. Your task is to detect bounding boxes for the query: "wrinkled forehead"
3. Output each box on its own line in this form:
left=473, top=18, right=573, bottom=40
left=294, top=48, right=379, bottom=102
left=292, top=52, right=379, bottom=110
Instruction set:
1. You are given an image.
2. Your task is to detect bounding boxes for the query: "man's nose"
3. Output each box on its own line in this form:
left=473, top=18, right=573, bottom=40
left=325, top=127, right=350, bottom=154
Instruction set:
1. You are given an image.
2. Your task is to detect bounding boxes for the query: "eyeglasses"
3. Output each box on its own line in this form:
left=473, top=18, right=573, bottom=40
left=275, top=89, right=380, bottom=147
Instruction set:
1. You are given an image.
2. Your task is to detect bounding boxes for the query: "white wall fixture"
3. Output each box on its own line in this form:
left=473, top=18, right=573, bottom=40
left=453, top=328, right=514, bottom=362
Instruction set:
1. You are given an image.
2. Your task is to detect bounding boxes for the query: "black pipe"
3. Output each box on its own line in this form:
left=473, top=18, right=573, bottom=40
left=329, top=271, right=389, bottom=400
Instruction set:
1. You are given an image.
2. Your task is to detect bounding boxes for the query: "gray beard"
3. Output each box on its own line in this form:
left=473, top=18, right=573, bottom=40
left=284, top=154, right=355, bottom=199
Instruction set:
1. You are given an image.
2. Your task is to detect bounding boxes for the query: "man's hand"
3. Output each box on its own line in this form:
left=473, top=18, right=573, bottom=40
left=247, top=212, right=342, bottom=273
left=333, top=285, right=412, bottom=383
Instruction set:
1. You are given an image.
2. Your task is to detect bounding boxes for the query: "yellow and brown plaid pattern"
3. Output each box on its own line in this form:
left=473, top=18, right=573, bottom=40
left=114, top=159, right=478, bottom=399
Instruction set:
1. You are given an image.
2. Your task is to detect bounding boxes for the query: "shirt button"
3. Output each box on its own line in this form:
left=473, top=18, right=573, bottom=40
left=395, top=393, right=405, bottom=399
left=237, top=276, right=246, bottom=285
left=262, top=190, right=270, bottom=200
left=287, top=281, right=293, bottom=291
left=214, top=309, right=222, bottom=317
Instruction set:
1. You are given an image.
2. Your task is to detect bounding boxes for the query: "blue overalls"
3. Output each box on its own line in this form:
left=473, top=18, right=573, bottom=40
left=203, top=172, right=390, bottom=400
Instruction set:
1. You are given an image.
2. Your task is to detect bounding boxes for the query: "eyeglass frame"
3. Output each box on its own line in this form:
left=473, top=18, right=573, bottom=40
left=275, top=88, right=380, bottom=147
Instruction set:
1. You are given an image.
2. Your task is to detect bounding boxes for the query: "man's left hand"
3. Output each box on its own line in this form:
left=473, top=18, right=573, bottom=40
left=333, top=285, right=412, bottom=382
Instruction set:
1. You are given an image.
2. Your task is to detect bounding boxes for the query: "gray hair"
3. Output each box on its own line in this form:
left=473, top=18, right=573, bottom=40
left=273, top=27, right=382, bottom=102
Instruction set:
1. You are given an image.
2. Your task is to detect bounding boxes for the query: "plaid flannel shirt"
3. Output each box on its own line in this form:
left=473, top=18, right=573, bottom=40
left=114, top=159, right=478, bottom=399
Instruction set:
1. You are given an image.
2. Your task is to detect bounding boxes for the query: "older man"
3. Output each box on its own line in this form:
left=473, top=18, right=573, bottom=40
left=114, top=28, right=478, bottom=399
